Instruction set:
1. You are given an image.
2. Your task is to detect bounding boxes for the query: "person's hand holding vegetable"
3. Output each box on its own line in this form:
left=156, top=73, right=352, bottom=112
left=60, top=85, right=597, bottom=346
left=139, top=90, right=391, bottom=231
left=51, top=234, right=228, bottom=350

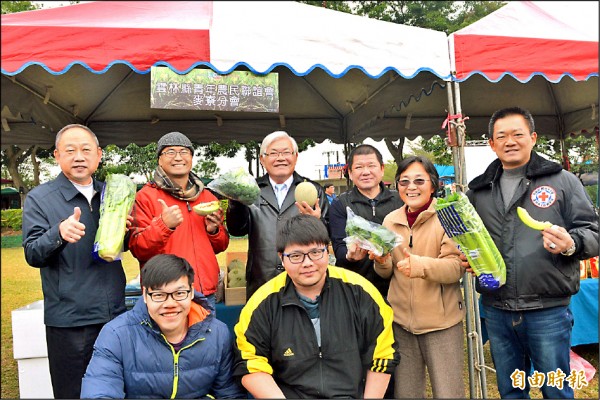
left=368, top=250, right=390, bottom=265
left=347, top=242, right=368, bottom=262
left=541, top=225, right=575, bottom=255
left=205, top=209, right=224, bottom=235
left=295, top=198, right=322, bottom=219
left=459, top=252, right=475, bottom=276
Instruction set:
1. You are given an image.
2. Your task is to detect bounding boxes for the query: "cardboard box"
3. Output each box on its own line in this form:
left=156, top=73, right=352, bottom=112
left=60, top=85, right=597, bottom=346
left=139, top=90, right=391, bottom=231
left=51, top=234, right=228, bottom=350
left=17, top=358, right=53, bottom=399
left=12, top=300, right=47, bottom=359
left=12, top=300, right=54, bottom=398
left=225, top=252, right=247, bottom=306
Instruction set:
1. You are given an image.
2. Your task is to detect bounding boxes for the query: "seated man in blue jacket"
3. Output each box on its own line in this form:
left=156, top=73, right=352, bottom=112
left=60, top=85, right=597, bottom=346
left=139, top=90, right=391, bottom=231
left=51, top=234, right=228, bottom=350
left=233, top=214, right=399, bottom=398
left=81, top=254, right=244, bottom=399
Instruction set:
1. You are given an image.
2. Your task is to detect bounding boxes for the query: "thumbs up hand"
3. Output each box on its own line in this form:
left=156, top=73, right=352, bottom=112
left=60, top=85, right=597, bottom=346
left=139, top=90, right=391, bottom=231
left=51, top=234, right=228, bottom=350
left=396, top=247, right=412, bottom=277
left=158, top=199, right=183, bottom=229
left=60, top=206, right=86, bottom=243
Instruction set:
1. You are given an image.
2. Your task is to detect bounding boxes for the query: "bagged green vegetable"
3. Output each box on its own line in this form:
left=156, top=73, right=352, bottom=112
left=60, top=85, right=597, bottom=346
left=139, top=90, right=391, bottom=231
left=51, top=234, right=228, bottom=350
left=93, top=174, right=136, bottom=262
left=435, top=192, right=506, bottom=289
left=207, top=167, right=260, bottom=206
left=344, top=207, right=402, bottom=256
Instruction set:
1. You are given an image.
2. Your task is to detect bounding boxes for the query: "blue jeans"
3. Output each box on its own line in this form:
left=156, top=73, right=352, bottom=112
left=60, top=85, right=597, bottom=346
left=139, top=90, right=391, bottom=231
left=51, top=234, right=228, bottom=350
left=482, top=304, right=574, bottom=399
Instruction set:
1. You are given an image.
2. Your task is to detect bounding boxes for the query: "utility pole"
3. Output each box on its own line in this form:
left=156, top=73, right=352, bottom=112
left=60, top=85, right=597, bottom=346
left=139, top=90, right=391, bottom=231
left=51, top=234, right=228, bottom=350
left=315, top=167, right=322, bottom=180
left=322, top=151, right=336, bottom=166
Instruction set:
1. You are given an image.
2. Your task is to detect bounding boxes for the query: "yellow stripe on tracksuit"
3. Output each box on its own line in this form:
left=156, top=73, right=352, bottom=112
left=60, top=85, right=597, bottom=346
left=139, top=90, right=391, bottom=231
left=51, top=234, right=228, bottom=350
left=235, top=272, right=289, bottom=375
left=326, top=266, right=397, bottom=373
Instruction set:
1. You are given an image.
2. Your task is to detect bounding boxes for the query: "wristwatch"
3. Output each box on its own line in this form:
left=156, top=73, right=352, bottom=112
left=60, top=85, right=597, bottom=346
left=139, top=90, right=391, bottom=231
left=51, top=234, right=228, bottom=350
left=561, top=242, right=576, bottom=257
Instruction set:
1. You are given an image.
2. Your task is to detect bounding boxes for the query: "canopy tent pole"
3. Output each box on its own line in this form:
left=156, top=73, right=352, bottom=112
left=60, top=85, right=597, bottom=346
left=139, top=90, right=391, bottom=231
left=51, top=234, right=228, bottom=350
left=545, top=81, right=571, bottom=171
left=597, top=129, right=600, bottom=208
left=447, top=79, right=489, bottom=398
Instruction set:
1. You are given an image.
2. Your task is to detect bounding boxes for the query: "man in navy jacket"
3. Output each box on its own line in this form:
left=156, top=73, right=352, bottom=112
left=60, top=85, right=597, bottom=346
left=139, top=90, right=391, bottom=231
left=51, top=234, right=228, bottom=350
left=22, top=124, right=127, bottom=398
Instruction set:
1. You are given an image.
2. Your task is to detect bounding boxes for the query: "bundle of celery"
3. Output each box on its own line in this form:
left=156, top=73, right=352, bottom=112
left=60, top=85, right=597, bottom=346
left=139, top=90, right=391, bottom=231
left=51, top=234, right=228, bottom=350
left=93, top=174, right=136, bottom=262
left=435, top=192, right=506, bottom=289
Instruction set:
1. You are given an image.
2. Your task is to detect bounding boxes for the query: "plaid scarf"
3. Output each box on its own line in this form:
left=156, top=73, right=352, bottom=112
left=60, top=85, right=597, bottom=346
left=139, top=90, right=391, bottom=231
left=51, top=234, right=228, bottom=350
left=152, top=166, right=204, bottom=202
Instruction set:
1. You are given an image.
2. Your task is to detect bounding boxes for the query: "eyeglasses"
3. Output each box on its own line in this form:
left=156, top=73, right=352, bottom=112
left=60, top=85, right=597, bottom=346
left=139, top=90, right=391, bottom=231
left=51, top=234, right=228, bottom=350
left=263, top=150, right=294, bottom=159
left=146, top=289, right=192, bottom=303
left=161, top=149, right=192, bottom=158
left=282, top=247, right=327, bottom=264
left=397, top=178, right=430, bottom=187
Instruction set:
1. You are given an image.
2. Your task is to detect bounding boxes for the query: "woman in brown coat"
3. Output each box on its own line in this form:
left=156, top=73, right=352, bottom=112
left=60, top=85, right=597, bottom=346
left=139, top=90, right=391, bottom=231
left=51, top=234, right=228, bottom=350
left=373, top=156, right=466, bottom=399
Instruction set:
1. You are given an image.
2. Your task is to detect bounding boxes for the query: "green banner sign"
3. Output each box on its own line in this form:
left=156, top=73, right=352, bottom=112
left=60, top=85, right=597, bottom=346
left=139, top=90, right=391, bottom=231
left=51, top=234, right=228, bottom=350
left=151, top=67, right=279, bottom=113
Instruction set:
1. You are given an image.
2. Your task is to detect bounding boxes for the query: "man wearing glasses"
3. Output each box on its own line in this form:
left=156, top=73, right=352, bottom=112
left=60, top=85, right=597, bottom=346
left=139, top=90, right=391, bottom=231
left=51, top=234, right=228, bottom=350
left=233, top=214, right=398, bottom=398
left=81, top=254, right=244, bottom=398
left=328, top=144, right=403, bottom=298
left=227, top=130, right=329, bottom=299
left=129, top=131, right=229, bottom=309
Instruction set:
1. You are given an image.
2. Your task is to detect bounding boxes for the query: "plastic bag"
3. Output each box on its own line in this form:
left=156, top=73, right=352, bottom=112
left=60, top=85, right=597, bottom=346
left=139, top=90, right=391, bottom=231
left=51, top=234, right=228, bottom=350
left=435, top=192, right=506, bottom=290
left=344, top=207, right=402, bottom=256
left=93, top=174, right=136, bottom=262
left=570, top=349, right=596, bottom=382
left=207, top=167, right=261, bottom=206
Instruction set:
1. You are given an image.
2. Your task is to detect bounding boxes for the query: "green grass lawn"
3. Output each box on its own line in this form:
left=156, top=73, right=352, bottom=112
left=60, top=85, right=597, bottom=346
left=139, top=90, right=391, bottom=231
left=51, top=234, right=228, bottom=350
left=2, top=238, right=598, bottom=399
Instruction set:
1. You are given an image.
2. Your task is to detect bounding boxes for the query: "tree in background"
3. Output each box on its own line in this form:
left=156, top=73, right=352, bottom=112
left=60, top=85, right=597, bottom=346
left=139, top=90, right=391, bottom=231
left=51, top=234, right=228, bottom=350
left=409, top=136, right=453, bottom=166
left=1, top=0, right=38, bottom=14
left=535, top=135, right=599, bottom=178
left=94, top=143, right=157, bottom=183
left=194, top=141, right=241, bottom=178
left=1, top=1, right=42, bottom=204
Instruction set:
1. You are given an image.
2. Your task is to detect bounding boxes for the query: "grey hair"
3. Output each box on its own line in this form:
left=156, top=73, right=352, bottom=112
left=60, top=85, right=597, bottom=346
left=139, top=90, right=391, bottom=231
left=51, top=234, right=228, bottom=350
left=259, top=131, right=298, bottom=157
left=55, top=124, right=99, bottom=148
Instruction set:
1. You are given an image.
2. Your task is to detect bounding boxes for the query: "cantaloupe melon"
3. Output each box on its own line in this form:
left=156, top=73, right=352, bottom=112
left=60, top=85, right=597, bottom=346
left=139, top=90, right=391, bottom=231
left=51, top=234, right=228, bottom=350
left=294, top=181, right=318, bottom=206
left=193, top=201, right=220, bottom=216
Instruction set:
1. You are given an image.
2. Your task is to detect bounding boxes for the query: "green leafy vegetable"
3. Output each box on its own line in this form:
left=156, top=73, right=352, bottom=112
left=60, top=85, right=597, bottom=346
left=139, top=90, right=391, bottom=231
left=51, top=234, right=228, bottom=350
left=207, top=167, right=261, bottom=206
left=344, top=207, right=402, bottom=256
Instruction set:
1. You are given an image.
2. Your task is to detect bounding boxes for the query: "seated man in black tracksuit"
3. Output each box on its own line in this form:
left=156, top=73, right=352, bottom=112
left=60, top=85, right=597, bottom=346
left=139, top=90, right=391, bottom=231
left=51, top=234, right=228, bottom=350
left=232, top=214, right=399, bottom=398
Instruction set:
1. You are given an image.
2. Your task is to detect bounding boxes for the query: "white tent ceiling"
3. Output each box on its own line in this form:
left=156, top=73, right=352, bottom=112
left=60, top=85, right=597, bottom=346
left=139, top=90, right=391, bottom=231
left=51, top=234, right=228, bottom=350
left=1, top=1, right=452, bottom=149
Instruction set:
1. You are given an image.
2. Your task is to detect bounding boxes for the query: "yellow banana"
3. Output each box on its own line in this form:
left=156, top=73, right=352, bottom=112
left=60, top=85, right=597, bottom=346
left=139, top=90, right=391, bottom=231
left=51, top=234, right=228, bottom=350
left=517, top=207, right=552, bottom=230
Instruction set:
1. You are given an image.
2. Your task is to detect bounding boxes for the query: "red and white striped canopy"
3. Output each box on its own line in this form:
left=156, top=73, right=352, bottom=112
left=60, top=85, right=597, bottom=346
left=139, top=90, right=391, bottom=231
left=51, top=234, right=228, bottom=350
left=448, top=1, right=598, bottom=138
left=450, top=1, right=598, bottom=83
left=1, top=1, right=452, bottom=148
left=2, top=1, right=450, bottom=77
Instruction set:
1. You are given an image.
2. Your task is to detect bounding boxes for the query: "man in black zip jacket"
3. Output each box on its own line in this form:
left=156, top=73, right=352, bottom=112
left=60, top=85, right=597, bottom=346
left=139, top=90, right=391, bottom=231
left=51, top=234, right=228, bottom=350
left=22, top=124, right=127, bottom=398
left=464, top=107, right=598, bottom=399
left=328, top=144, right=403, bottom=298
